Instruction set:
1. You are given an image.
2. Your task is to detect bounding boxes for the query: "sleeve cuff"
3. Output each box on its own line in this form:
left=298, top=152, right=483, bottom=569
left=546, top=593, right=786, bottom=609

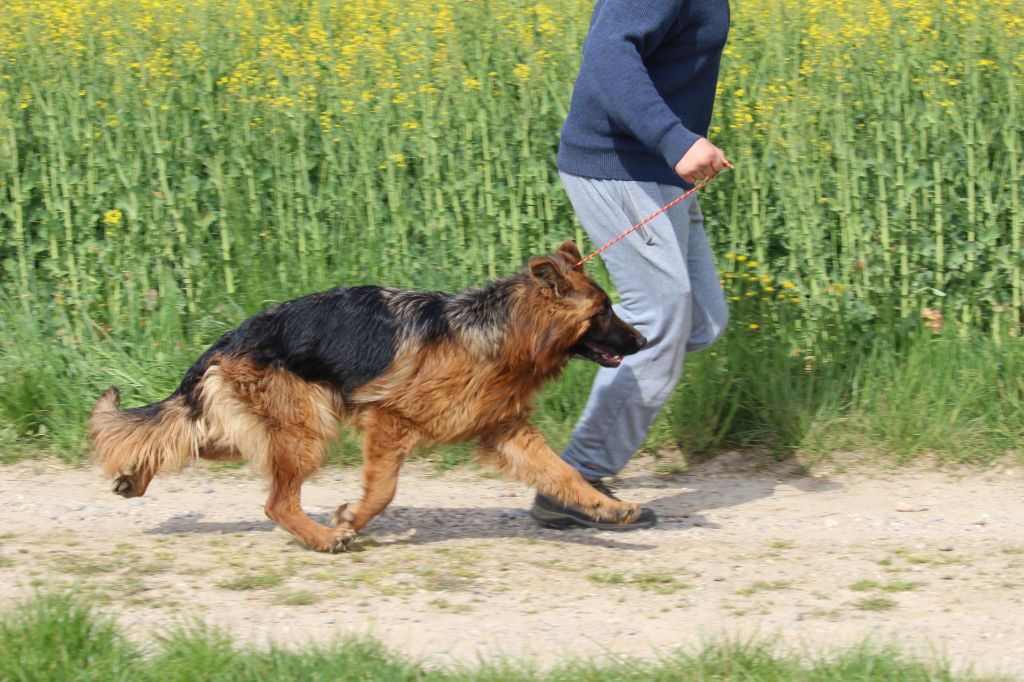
left=656, top=124, right=702, bottom=172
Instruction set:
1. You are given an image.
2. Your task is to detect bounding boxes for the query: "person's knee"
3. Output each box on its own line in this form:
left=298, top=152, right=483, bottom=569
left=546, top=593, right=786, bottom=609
left=628, top=289, right=692, bottom=343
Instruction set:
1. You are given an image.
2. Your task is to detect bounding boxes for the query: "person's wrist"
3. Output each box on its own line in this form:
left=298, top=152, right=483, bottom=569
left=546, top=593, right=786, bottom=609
left=658, top=126, right=700, bottom=174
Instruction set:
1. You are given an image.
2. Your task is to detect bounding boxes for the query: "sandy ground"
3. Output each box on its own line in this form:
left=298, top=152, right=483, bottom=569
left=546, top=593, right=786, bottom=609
left=0, top=453, right=1022, bottom=677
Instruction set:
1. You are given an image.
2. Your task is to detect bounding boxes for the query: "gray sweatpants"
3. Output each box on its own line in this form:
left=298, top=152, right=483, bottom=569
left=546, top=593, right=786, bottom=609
left=560, top=172, right=730, bottom=480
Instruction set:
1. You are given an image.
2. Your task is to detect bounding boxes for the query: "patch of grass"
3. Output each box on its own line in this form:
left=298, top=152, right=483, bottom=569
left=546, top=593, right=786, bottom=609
left=850, top=580, right=882, bottom=592
left=0, top=554, right=12, bottom=568
left=0, top=592, right=137, bottom=681
left=273, top=589, right=319, bottom=606
left=0, top=591, right=989, bottom=681
left=63, top=558, right=120, bottom=576
left=588, top=571, right=691, bottom=594
left=879, top=580, right=919, bottom=593
left=135, top=561, right=172, bottom=576
left=855, top=596, right=899, bottom=612
left=423, top=574, right=475, bottom=592
left=850, top=579, right=919, bottom=593
left=630, top=572, right=692, bottom=594
left=427, top=597, right=474, bottom=614
left=893, top=549, right=968, bottom=567
left=215, top=574, right=284, bottom=591
left=587, top=572, right=626, bottom=586
left=769, top=540, right=794, bottom=549
left=738, top=580, right=793, bottom=596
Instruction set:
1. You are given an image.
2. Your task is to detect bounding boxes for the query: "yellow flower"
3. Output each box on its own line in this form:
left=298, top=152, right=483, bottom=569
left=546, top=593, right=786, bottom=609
left=736, top=255, right=748, bottom=262
left=513, top=63, right=530, bottom=81
left=463, top=77, right=480, bottom=89
left=102, top=209, right=123, bottom=227
left=723, top=252, right=736, bottom=260
left=782, top=280, right=795, bottom=289
left=747, top=260, right=758, bottom=268
left=748, top=323, right=760, bottom=330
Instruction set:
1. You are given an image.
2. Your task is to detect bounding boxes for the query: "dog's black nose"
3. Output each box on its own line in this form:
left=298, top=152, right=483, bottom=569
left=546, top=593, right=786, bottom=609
left=636, top=334, right=648, bottom=349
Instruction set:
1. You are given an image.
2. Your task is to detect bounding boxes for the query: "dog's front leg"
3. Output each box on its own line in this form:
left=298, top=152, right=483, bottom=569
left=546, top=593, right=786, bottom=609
left=331, top=410, right=420, bottom=533
left=480, top=425, right=640, bottom=525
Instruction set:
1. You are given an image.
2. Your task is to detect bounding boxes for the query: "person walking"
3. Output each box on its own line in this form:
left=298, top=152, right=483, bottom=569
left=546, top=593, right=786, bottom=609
left=530, top=0, right=732, bottom=530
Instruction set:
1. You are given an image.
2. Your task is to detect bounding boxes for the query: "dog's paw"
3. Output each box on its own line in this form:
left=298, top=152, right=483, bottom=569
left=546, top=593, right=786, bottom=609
left=323, top=527, right=357, bottom=553
left=598, top=500, right=641, bottom=525
left=112, top=474, right=137, bottom=498
left=329, top=502, right=356, bottom=529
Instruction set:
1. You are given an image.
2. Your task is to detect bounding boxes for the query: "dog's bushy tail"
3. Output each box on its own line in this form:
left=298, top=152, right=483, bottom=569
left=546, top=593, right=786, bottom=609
left=90, top=387, right=199, bottom=493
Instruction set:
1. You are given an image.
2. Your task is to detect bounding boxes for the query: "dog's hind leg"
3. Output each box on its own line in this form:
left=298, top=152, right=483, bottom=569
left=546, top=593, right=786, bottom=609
left=480, top=425, right=641, bottom=525
left=331, top=410, right=420, bottom=533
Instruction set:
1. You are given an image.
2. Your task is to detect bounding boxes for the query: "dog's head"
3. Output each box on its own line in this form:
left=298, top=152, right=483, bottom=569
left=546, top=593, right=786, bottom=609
left=526, top=241, right=647, bottom=368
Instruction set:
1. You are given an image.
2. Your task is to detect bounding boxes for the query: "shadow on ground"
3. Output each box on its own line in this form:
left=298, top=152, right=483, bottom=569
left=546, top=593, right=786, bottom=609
left=142, top=457, right=842, bottom=552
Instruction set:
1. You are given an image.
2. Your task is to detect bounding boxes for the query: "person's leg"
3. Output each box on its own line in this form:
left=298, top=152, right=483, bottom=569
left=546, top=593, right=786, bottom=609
left=558, top=173, right=700, bottom=481
left=680, top=198, right=729, bottom=354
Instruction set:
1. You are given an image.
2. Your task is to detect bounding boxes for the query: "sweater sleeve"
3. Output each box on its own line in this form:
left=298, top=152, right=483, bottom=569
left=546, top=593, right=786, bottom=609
left=580, top=0, right=701, bottom=168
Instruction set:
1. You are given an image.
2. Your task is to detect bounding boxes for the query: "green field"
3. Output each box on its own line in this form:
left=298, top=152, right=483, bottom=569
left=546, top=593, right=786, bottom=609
left=0, top=0, right=1022, bottom=462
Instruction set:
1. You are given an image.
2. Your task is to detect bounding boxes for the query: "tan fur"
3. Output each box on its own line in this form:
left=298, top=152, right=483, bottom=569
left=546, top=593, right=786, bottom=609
left=90, top=388, right=199, bottom=498
left=90, top=242, right=641, bottom=552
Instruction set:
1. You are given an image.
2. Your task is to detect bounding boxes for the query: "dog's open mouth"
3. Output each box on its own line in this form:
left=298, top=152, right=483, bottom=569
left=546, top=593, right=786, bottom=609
left=573, top=340, right=625, bottom=368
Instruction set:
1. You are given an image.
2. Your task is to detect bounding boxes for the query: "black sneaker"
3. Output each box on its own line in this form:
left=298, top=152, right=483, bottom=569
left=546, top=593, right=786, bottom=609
left=529, top=479, right=657, bottom=531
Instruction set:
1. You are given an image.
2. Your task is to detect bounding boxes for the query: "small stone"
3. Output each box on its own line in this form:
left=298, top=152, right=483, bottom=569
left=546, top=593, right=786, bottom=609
left=938, top=544, right=954, bottom=552
left=129, top=499, right=145, bottom=507
left=972, top=515, right=990, bottom=526
left=498, top=491, right=520, bottom=497
left=333, top=473, right=343, bottom=481
left=325, top=617, right=336, bottom=624
left=201, top=485, right=214, bottom=494
left=68, top=503, right=85, bottom=511
left=500, top=510, right=526, bottom=520
left=895, top=502, right=929, bottom=512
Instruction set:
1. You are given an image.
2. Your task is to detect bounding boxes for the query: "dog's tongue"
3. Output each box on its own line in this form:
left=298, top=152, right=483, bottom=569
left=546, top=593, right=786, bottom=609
left=601, top=350, right=623, bottom=366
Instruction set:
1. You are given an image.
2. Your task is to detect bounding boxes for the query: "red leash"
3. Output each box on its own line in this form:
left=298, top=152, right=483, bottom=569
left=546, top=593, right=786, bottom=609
left=573, top=170, right=728, bottom=269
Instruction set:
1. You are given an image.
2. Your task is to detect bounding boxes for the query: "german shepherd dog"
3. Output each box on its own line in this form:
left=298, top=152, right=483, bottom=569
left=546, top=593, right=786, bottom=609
left=90, top=241, right=647, bottom=552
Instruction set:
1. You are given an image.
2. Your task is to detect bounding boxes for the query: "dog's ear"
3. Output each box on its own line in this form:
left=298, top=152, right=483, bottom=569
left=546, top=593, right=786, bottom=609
left=556, top=240, right=583, bottom=266
left=528, top=255, right=567, bottom=296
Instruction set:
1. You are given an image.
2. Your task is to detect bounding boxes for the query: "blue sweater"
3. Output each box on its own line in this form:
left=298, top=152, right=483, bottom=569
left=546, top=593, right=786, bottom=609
left=557, top=0, right=730, bottom=188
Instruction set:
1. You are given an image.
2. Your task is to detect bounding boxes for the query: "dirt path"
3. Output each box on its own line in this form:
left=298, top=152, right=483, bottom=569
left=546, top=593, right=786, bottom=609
left=1, top=454, right=1022, bottom=676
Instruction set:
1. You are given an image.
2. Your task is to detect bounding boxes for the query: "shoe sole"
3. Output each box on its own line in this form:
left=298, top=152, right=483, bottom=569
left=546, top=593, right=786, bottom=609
left=529, top=507, right=656, bottom=531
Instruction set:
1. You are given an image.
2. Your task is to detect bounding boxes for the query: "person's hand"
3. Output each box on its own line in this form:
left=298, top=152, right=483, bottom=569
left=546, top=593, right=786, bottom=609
left=674, top=138, right=731, bottom=184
